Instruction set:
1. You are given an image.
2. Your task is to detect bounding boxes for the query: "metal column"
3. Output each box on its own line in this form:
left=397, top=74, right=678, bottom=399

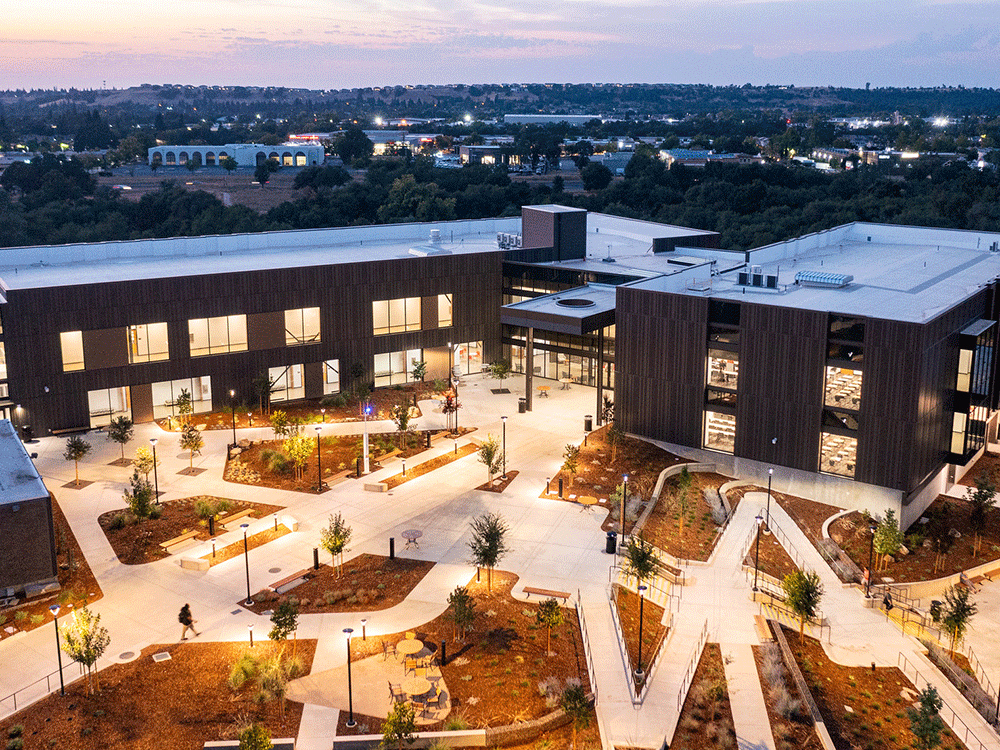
left=596, top=327, right=605, bottom=426
left=525, top=327, right=534, bottom=412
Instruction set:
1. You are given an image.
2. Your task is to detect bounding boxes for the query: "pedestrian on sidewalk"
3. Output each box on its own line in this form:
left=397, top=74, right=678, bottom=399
left=179, top=603, right=200, bottom=640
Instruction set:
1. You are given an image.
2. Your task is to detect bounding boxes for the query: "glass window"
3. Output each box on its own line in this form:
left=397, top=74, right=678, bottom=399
left=127, top=323, right=169, bottom=364
left=188, top=315, right=247, bottom=356
left=822, top=409, right=859, bottom=431
left=285, top=307, right=321, bottom=345
left=0, top=383, right=7, bottom=399
left=0, top=341, right=6, bottom=380
left=373, top=297, right=421, bottom=335
left=373, top=300, right=390, bottom=335
left=820, top=432, right=857, bottom=477
left=270, top=364, right=305, bottom=402
left=708, top=325, right=739, bottom=347
left=824, top=366, right=862, bottom=410
left=61, top=331, right=85, bottom=372
left=152, top=377, right=213, bottom=420
left=374, top=348, right=421, bottom=387
left=706, top=388, right=737, bottom=407
left=323, top=359, right=340, bottom=395
left=704, top=411, right=735, bottom=454
left=708, top=350, right=739, bottom=388
left=829, top=315, right=865, bottom=342
left=87, top=386, right=131, bottom=428
left=438, top=294, right=453, bottom=327
left=708, top=300, right=740, bottom=326
left=956, top=348, right=973, bottom=393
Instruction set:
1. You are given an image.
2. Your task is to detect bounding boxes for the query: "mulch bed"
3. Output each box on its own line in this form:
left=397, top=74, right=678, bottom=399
left=97, top=496, right=285, bottom=565
left=957, top=450, right=1000, bottom=487
left=640, top=471, right=735, bottom=561
left=783, top=625, right=966, bottom=750
left=728, top=485, right=843, bottom=548
left=338, top=570, right=591, bottom=732
left=241, top=554, right=435, bottom=614
left=829, top=499, right=1000, bottom=583
left=205, top=525, right=291, bottom=567
left=612, top=584, right=666, bottom=689
left=671, top=643, right=737, bottom=749
left=384, top=443, right=478, bottom=489
left=0, top=496, right=104, bottom=641
left=0, top=640, right=317, bottom=750
left=752, top=642, right=823, bottom=750
left=476, top=470, right=519, bottom=493
left=744, top=526, right=800, bottom=582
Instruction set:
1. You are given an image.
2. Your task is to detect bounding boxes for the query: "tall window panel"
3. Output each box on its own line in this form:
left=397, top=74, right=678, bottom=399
left=61, top=331, right=85, bottom=371
left=438, top=294, right=453, bottom=327
left=127, top=323, right=170, bottom=364
left=323, top=359, right=340, bottom=395
left=374, top=349, right=421, bottom=387
left=87, top=386, right=131, bottom=428
left=151, top=377, right=213, bottom=420
left=188, top=315, right=248, bottom=356
left=285, top=308, right=321, bottom=345
left=269, top=364, right=305, bottom=402
left=372, top=298, right=421, bottom=335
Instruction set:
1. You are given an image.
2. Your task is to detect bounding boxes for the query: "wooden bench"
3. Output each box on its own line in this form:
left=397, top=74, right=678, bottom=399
left=268, top=568, right=313, bottom=592
left=51, top=426, right=90, bottom=436
left=218, top=508, right=256, bottom=529
left=523, top=586, right=571, bottom=602
left=160, top=530, right=199, bottom=550
left=754, top=614, right=773, bottom=642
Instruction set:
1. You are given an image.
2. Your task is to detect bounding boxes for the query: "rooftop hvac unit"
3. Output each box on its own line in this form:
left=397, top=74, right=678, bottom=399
left=429, top=229, right=442, bottom=244
left=991, top=241, right=999, bottom=253
left=738, top=271, right=749, bottom=285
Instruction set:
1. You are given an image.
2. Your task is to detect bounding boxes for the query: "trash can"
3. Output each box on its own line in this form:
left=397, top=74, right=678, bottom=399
left=20, top=425, right=32, bottom=443
left=605, top=531, right=617, bottom=554
left=518, top=397, right=527, bottom=414
left=584, top=415, right=593, bottom=432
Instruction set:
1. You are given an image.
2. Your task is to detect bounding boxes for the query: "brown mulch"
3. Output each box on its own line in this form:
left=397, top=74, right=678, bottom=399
left=205, top=525, right=291, bottom=567
left=612, top=584, right=666, bottom=689
left=640, top=471, right=735, bottom=561
left=0, top=496, right=104, bottom=641
left=0, top=640, right=317, bottom=750
left=783, top=625, right=966, bottom=750
left=744, top=527, right=800, bottom=582
left=476, top=470, right=520, bottom=493
left=97, top=496, right=285, bottom=565
left=752, top=643, right=823, bottom=750
left=829, top=499, right=1000, bottom=583
left=957, top=451, right=1000, bottom=487
left=241, top=554, right=435, bottom=614
left=338, top=570, right=591, bottom=732
left=728, top=485, right=843, bottom=548
left=384, top=442, right=478, bottom=489
left=671, top=643, right=737, bottom=750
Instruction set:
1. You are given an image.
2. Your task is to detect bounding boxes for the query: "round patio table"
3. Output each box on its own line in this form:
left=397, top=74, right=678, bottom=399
left=578, top=495, right=598, bottom=506
left=402, top=676, right=431, bottom=697
left=402, top=529, right=423, bottom=549
left=396, top=638, right=423, bottom=656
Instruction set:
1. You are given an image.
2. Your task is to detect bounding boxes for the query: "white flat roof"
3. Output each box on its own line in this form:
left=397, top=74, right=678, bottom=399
left=0, top=420, right=47, bottom=506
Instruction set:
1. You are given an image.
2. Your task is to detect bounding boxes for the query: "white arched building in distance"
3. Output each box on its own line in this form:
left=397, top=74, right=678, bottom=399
left=147, top=143, right=324, bottom=168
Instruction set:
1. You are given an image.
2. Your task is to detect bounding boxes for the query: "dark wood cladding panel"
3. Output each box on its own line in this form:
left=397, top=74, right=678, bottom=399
left=248, top=312, right=285, bottom=351
left=83, top=327, right=128, bottom=369
left=616, top=286, right=707, bottom=447
left=734, top=304, right=827, bottom=471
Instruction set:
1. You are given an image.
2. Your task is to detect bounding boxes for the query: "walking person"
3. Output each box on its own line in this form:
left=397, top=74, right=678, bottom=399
left=179, top=603, right=200, bottom=640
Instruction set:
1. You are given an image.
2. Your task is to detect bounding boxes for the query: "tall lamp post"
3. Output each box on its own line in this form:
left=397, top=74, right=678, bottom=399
left=621, top=474, right=629, bottom=542
left=229, top=389, right=237, bottom=447
left=314, top=425, right=323, bottom=493
left=343, top=627, right=356, bottom=728
left=753, top=512, right=763, bottom=594
left=765, top=467, right=774, bottom=532
left=49, top=604, right=65, bottom=696
left=866, top=521, right=877, bottom=598
left=241, top=523, right=253, bottom=606
left=635, top=584, right=647, bottom=681
left=362, top=402, right=372, bottom=475
left=149, top=438, right=160, bottom=503
left=501, top=415, right=508, bottom=480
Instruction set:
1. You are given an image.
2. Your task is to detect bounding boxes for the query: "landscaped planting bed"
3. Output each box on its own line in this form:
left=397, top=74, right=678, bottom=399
left=957, top=450, right=1000, bottom=487
left=727, top=485, right=842, bottom=547
left=752, top=642, right=823, bottom=750
left=639, top=471, right=735, bottom=561
left=0, top=640, right=317, bottom=750
left=97, top=496, right=284, bottom=565
left=671, top=643, right=736, bottom=750
left=383, top=442, right=478, bottom=488
left=612, top=584, right=667, bottom=688
left=743, top=526, right=799, bottom=582
left=242, top=554, right=435, bottom=614
left=339, top=571, right=591, bottom=732
left=0, top=496, right=103, bottom=641
left=829, top=498, right=1000, bottom=583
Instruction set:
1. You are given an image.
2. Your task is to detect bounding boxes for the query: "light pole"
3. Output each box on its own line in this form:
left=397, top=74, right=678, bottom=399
left=361, top=618, right=367, bottom=641
left=635, top=584, right=647, bottom=681
left=321, top=407, right=326, bottom=423
left=229, top=389, right=237, bottom=447
left=241, top=523, right=252, bottom=606
left=621, top=474, right=628, bottom=542
left=501, top=415, right=507, bottom=480
left=247, top=411, right=253, bottom=428
left=402, top=458, right=406, bottom=477
left=314, top=425, right=323, bottom=493
left=362, top=402, right=372, bottom=475
left=343, top=627, right=356, bottom=728
left=866, top=522, right=877, bottom=598
left=753, top=512, right=763, bottom=593
left=765, top=467, right=774, bottom=532
left=49, top=604, right=65, bottom=696
left=149, top=438, right=159, bottom=502
left=248, top=623, right=254, bottom=647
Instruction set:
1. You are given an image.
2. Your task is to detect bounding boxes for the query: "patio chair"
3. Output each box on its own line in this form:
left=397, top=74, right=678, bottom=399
left=423, top=687, right=443, bottom=717
left=414, top=666, right=427, bottom=678
left=405, top=631, right=416, bottom=640
left=382, top=641, right=390, bottom=661
left=390, top=683, right=406, bottom=704
left=404, top=656, right=417, bottom=674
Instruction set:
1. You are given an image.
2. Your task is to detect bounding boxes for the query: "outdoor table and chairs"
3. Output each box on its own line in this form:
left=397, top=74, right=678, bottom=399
left=402, top=676, right=431, bottom=697
left=396, top=638, right=423, bottom=658
left=402, top=529, right=423, bottom=549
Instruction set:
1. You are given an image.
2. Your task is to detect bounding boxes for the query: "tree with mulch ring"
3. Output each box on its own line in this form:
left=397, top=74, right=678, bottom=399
left=0, top=640, right=317, bottom=750
left=476, top=470, right=519, bottom=493
left=242, top=554, right=435, bottom=615
left=98, top=496, right=284, bottom=565
left=612, top=584, right=666, bottom=687
left=672, top=643, right=736, bottom=750
left=752, top=641, right=824, bottom=750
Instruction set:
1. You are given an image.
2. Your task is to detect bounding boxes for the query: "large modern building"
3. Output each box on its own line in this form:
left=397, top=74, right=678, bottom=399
left=1, top=207, right=999, bottom=526
left=147, top=143, right=324, bottom=168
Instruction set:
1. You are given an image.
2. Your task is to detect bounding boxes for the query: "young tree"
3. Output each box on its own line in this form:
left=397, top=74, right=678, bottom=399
left=441, top=392, right=461, bottom=434
left=966, top=472, right=997, bottom=556
left=270, top=409, right=290, bottom=439
left=467, top=512, right=510, bottom=592
left=252, top=371, right=277, bottom=415
left=391, top=400, right=412, bottom=441
left=907, top=686, right=945, bottom=750
left=782, top=570, right=824, bottom=642
left=106, top=416, right=134, bottom=461
left=607, top=421, right=624, bottom=463
left=536, top=597, right=565, bottom=655
left=486, top=359, right=512, bottom=389
left=410, top=359, right=427, bottom=383
left=873, top=509, right=904, bottom=572
left=134, top=444, right=157, bottom=482
left=254, top=158, right=278, bottom=187
left=257, top=654, right=291, bottom=721
left=269, top=600, right=300, bottom=656
left=59, top=606, right=110, bottom=694
left=63, top=436, right=91, bottom=487
left=283, top=433, right=312, bottom=481
left=380, top=700, right=416, bottom=750
left=676, top=467, right=693, bottom=538
left=621, top=535, right=664, bottom=589
left=319, top=512, right=352, bottom=577
left=221, top=156, right=238, bottom=186
left=180, top=422, right=204, bottom=470
left=941, top=583, right=977, bottom=657
left=123, top=469, right=155, bottom=520
left=601, top=396, right=614, bottom=425
left=239, top=724, right=273, bottom=750
left=447, top=585, right=476, bottom=641
left=562, top=444, right=580, bottom=488
left=175, top=387, right=193, bottom=427
left=477, top=433, right=504, bottom=483
left=560, top=683, right=591, bottom=750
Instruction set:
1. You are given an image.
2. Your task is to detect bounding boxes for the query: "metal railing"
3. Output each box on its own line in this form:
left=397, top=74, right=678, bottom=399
left=608, top=564, right=680, bottom=612
left=575, top=590, right=599, bottom=707
left=966, top=645, right=999, bottom=719
left=0, top=662, right=85, bottom=719
left=676, top=619, right=709, bottom=711
left=897, top=652, right=997, bottom=750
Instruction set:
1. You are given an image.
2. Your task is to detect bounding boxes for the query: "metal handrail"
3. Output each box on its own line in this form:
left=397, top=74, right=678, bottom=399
left=0, top=661, right=85, bottom=718
left=676, top=619, right=709, bottom=711
left=575, top=590, right=599, bottom=706
left=965, top=644, right=999, bottom=714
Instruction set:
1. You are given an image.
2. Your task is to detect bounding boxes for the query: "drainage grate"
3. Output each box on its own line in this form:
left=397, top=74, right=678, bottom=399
left=118, top=651, right=135, bottom=660
left=269, top=568, right=282, bottom=574
left=152, top=652, right=171, bottom=662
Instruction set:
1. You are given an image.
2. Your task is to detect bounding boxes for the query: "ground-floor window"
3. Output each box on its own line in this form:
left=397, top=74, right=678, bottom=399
left=507, top=344, right=608, bottom=388
left=374, top=349, right=421, bottom=387
left=270, top=364, right=305, bottom=402
left=324, top=359, right=340, bottom=395
left=455, top=341, right=482, bottom=375
left=88, top=386, right=131, bottom=428
left=820, top=432, right=857, bottom=477
left=152, top=377, right=213, bottom=421
left=704, top=411, right=735, bottom=454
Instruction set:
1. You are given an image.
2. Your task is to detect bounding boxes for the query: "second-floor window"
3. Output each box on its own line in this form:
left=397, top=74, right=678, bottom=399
left=128, top=323, right=170, bottom=363
left=60, top=331, right=85, bottom=371
left=285, top=307, right=321, bottom=345
left=373, top=297, right=421, bottom=335
left=188, top=315, right=248, bottom=357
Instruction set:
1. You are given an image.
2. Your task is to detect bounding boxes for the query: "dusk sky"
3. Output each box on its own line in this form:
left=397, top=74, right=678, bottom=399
left=5, top=0, right=1000, bottom=90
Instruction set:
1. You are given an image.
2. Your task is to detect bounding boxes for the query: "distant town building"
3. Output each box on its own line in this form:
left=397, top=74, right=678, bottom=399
left=504, top=114, right=602, bottom=125
left=147, top=143, right=324, bottom=168
left=659, top=150, right=765, bottom=168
